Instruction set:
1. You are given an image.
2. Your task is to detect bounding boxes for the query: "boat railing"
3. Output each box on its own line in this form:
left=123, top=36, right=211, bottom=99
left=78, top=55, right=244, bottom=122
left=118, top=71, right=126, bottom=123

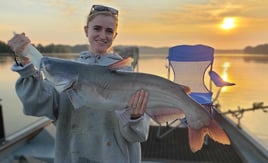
left=220, top=102, right=268, bottom=128
left=0, top=117, right=52, bottom=151
left=213, top=107, right=268, bottom=162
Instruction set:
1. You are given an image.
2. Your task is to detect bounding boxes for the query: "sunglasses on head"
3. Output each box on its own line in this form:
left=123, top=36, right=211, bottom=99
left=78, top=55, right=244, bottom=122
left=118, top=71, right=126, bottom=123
left=89, top=5, right=118, bottom=16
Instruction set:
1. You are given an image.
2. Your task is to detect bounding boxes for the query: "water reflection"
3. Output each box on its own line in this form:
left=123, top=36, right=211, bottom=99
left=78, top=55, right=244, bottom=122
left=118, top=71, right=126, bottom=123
left=221, top=61, right=231, bottom=92
left=243, top=55, right=268, bottom=63
left=0, top=54, right=12, bottom=64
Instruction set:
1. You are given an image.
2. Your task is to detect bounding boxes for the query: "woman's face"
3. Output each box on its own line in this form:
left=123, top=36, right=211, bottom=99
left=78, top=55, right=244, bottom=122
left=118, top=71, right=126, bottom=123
left=85, top=14, right=117, bottom=54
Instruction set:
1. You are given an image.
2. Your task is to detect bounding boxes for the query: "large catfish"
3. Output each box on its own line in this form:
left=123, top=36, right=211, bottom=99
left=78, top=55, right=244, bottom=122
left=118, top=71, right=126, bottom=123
left=40, top=56, right=230, bottom=152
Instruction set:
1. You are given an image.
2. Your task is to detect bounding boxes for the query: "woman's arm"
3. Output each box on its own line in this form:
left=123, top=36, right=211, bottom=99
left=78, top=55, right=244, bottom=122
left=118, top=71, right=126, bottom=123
left=12, top=63, right=59, bottom=120
left=8, top=33, right=59, bottom=120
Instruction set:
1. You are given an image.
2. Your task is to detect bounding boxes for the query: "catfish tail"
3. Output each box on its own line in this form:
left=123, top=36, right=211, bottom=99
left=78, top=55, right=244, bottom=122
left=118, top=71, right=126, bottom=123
left=188, top=119, right=230, bottom=153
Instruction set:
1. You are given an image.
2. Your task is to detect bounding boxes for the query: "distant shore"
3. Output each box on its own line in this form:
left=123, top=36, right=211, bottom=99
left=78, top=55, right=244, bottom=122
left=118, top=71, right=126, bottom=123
left=1, top=40, right=268, bottom=54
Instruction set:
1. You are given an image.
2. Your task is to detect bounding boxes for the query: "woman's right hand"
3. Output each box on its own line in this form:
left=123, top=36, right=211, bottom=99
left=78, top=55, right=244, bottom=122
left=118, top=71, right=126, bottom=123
left=128, top=89, right=149, bottom=119
left=8, top=33, right=31, bottom=65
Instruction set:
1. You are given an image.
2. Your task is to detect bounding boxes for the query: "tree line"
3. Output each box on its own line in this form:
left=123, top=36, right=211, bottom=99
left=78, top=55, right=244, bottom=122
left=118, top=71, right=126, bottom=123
left=0, top=40, right=88, bottom=54
left=244, top=44, right=268, bottom=54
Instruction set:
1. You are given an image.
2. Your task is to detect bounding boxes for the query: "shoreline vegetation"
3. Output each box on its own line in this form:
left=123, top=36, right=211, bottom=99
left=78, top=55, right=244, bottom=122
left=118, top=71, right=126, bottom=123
left=1, top=40, right=268, bottom=55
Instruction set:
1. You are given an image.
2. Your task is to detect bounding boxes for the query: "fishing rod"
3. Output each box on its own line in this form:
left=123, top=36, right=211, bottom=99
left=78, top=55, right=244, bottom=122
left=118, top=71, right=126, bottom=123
left=221, top=102, right=268, bottom=128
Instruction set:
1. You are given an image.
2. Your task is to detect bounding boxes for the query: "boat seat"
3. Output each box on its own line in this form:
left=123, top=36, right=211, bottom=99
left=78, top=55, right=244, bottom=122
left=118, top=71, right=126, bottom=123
left=155, top=44, right=235, bottom=139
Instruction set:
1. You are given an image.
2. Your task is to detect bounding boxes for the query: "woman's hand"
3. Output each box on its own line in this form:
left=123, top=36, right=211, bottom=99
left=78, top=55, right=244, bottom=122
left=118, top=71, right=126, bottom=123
left=8, top=33, right=31, bottom=65
left=128, top=89, right=149, bottom=119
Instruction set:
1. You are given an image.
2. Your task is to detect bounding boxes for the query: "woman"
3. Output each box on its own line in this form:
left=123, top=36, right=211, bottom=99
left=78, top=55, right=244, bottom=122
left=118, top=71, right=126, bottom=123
left=8, top=4, right=150, bottom=163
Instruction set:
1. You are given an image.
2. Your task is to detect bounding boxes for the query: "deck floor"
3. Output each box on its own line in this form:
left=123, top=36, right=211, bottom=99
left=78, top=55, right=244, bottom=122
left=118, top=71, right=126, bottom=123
left=141, top=126, right=243, bottom=163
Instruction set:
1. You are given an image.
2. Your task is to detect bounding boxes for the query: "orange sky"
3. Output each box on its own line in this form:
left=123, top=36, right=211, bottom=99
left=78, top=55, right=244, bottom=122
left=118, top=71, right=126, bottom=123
left=1, top=0, right=268, bottom=49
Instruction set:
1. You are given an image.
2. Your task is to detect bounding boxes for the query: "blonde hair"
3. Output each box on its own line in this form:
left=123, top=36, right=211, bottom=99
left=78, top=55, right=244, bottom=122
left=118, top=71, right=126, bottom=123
left=86, top=11, right=118, bottom=28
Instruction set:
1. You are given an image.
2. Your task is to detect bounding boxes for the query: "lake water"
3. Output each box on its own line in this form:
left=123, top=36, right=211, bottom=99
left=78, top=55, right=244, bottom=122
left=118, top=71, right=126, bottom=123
left=0, top=53, right=268, bottom=152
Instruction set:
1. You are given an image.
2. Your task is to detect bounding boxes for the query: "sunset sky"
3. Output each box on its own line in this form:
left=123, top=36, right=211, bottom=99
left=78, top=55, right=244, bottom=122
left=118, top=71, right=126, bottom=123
left=1, top=0, right=268, bottom=49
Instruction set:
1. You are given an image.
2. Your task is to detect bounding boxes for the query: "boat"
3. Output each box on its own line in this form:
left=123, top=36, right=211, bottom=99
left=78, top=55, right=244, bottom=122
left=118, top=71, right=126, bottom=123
left=0, top=103, right=267, bottom=162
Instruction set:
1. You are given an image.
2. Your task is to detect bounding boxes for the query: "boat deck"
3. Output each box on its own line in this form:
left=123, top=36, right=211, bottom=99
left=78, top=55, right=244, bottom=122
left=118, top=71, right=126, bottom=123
left=141, top=126, right=243, bottom=163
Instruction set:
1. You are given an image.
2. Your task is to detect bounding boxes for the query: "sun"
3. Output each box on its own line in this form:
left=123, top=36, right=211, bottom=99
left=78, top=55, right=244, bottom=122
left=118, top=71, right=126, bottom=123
left=220, top=17, right=236, bottom=30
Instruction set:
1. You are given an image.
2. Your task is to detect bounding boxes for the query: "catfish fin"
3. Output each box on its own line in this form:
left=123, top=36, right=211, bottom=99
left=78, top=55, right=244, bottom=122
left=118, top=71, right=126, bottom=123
left=181, top=84, right=191, bottom=94
left=109, top=57, right=134, bottom=70
left=207, top=119, right=231, bottom=145
left=188, top=126, right=206, bottom=153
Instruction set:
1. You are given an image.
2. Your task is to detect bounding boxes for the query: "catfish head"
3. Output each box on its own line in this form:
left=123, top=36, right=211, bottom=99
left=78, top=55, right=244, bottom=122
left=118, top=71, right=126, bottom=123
left=40, top=57, right=81, bottom=93
left=40, top=56, right=134, bottom=94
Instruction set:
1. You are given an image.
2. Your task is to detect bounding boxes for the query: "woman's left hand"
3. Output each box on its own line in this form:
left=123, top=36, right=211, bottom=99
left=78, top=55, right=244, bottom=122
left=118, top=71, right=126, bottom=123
left=128, top=89, right=149, bottom=119
left=8, top=33, right=30, bottom=54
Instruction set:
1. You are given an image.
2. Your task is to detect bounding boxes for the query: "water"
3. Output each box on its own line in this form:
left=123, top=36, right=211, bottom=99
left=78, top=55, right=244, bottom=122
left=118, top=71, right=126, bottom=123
left=0, top=53, right=268, bottom=151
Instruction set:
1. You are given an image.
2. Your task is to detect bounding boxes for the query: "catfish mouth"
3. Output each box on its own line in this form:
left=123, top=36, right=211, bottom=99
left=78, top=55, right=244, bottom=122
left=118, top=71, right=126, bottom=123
left=52, top=78, right=76, bottom=93
left=40, top=57, right=77, bottom=93
left=42, top=67, right=77, bottom=93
